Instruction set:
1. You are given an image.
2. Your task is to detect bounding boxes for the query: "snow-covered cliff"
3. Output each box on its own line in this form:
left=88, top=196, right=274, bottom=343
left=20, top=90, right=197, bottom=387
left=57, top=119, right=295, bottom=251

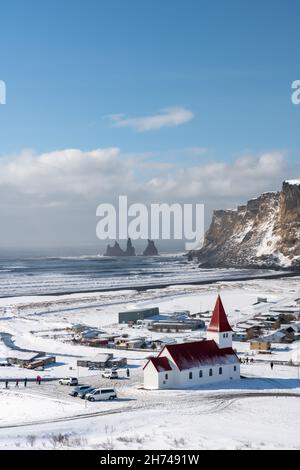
left=194, top=181, right=300, bottom=269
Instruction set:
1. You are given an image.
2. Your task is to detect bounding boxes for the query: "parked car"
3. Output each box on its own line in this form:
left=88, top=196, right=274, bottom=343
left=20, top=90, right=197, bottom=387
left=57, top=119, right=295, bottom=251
left=69, top=385, right=91, bottom=397
left=59, top=377, right=78, bottom=386
left=79, top=387, right=96, bottom=399
left=85, top=388, right=117, bottom=402
left=102, top=369, right=119, bottom=379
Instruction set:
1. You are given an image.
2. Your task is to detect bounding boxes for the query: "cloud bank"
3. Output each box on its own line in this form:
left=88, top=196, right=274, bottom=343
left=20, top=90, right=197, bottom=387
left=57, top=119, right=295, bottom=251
left=0, top=148, right=289, bottom=245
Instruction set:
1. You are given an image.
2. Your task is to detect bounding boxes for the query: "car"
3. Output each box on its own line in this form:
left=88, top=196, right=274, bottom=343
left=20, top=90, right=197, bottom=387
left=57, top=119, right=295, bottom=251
left=59, top=377, right=78, bottom=386
left=69, top=385, right=91, bottom=397
left=101, top=369, right=119, bottom=379
left=85, top=388, right=117, bottom=402
left=79, top=387, right=96, bottom=399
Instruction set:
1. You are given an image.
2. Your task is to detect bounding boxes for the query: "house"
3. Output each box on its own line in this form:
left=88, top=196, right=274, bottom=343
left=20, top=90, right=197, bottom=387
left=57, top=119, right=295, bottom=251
left=77, top=353, right=127, bottom=369
left=262, top=327, right=295, bottom=343
left=7, top=351, right=45, bottom=368
left=250, top=340, right=271, bottom=352
left=152, top=337, right=177, bottom=349
left=232, top=330, right=247, bottom=342
left=26, top=356, right=56, bottom=369
left=143, top=295, right=240, bottom=389
left=77, top=353, right=113, bottom=368
left=115, top=337, right=146, bottom=349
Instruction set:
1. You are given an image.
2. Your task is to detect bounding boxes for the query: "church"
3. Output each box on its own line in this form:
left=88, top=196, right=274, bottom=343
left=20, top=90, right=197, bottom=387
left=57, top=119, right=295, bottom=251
left=143, top=295, right=240, bottom=389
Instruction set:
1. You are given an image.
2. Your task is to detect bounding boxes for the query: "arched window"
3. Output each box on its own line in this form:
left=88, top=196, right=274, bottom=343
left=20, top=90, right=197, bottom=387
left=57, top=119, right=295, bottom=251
left=199, top=370, right=203, bottom=378
left=189, top=372, right=193, bottom=380
left=209, top=369, right=213, bottom=377
left=165, top=374, right=168, bottom=380
left=219, top=367, right=223, bottom=375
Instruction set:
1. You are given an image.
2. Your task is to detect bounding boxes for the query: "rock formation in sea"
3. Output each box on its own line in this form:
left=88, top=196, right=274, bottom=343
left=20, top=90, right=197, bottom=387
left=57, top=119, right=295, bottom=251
left=124, top=238, right=136, bottom=256
left=143, top=239, right=159, bottom=256
left=104, top=241, right=125, bottom=257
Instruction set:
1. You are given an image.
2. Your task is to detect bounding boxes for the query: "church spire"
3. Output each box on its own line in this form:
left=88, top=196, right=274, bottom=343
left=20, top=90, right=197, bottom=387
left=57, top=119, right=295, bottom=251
left=207, top=295, right=233, bottom=349
left=208, top=295, right=233, bottom=333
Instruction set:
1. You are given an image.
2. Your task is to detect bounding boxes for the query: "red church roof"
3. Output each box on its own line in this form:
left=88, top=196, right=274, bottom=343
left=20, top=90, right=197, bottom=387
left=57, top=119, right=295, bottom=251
left=160, top=340, right=238, bottom=371
left=207, top=295, right=233, bottom=333
left=143, top=356, right=172, bottom=372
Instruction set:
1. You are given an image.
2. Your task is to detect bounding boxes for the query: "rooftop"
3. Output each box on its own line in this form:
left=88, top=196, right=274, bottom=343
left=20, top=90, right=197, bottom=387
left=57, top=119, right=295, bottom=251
left=160, top=340, right=238, bottom=371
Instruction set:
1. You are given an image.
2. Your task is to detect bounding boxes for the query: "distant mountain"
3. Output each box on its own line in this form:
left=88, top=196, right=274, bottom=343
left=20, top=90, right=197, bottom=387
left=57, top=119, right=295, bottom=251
left=192, top=180, right=300, bottom=269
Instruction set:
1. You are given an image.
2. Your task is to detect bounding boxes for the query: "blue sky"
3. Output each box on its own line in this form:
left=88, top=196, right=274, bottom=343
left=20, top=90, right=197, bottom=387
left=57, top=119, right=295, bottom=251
left=0, top=0, right=299, bottom=247
left=0, top=0, right=299, bottom=160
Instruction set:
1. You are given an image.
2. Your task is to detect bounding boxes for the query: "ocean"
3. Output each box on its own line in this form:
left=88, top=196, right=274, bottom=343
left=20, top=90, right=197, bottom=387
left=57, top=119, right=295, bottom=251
left=0, top=249, right=275, bottom=298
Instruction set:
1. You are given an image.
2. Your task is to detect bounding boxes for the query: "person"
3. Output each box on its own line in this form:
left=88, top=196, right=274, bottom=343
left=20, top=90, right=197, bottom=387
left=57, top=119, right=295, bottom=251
left=5, top=380, right=8, bottom=389
left=24, top=378, right=28, bottom=388
left=270, top=362, right=274, bottom=370
left=36, top=375, right=41, bottom=385
left=126, top=368, right=130, bottom=378
left=15, top=379, right=19, bottom=387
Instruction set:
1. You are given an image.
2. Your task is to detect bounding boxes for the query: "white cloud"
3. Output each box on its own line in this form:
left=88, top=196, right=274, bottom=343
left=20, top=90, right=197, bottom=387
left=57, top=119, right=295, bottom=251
left=108, top=107, right=194, bottom=132
left=0, top=148, right=287, bottom=205
left=0, top=147, right=137, bottom=205
left=146, top=152, right=287, bottom=200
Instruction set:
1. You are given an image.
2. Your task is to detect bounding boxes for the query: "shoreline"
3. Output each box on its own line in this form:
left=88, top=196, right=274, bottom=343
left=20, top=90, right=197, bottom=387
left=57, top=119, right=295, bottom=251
left=1, top=269, right=299, bottom=299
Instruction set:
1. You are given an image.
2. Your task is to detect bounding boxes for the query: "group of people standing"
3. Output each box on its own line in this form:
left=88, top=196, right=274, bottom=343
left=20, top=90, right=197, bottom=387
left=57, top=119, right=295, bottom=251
left=4, top=375, right=42, bottom=388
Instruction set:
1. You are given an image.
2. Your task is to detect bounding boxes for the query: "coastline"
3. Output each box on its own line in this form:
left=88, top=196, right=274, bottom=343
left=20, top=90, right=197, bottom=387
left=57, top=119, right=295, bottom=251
left=1, top=268, right=298, bottom=299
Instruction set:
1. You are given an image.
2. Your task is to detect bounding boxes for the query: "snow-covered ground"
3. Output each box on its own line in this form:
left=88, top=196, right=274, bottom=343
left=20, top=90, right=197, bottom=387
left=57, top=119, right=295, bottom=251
left=0, top=276, right=299, bottom=449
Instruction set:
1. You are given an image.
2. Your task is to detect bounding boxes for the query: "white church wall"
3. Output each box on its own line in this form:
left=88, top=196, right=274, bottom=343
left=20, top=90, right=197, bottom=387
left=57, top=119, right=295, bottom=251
left=207, top=331, right=233, bottom=349
left=143, top=361, right=160, bottom=390
left=144, top=356, right=241, bottom=390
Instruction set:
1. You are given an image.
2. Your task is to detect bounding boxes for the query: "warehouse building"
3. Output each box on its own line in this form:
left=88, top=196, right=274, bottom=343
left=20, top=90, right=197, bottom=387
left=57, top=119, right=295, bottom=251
left=118, top=307, right=159, bottom=324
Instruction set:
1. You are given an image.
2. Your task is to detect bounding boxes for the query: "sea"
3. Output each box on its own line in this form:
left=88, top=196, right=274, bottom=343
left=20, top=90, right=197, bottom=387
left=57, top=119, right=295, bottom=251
left=0, top=247, right=276, bottom=298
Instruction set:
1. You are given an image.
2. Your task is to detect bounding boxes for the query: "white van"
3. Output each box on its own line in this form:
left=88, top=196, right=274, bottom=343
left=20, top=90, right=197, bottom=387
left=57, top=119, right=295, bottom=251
left=85, top=388, right=117, bottom=402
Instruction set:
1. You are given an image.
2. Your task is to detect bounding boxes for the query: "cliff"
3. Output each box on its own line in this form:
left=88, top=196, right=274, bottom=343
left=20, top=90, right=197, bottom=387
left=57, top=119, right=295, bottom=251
left=194, top=181, right=300, bottom=269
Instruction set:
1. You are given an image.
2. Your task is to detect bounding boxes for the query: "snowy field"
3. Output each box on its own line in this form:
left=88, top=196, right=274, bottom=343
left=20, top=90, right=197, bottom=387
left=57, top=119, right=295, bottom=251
left=0, top=276, right=299, bottom=449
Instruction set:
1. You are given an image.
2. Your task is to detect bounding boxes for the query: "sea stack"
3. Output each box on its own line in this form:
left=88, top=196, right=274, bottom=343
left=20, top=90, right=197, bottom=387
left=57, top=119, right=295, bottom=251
left=143, top=240, right=159, bottom=256
left=104, top=241, right=125, bottom=257
left=124, top=238, right=136, bottom=256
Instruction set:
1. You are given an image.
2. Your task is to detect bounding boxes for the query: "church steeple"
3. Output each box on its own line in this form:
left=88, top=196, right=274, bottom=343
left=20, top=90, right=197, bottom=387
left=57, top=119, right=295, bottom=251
left=207, top=295, right=233, bottom=348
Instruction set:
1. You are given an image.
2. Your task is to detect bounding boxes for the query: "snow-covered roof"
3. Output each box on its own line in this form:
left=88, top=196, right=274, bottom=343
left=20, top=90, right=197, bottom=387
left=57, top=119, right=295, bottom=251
left=7, top=351, right=41, bottom=361
left=81, top=353, right=113, bottom=362
left=154, top=337, right=177, bottom=344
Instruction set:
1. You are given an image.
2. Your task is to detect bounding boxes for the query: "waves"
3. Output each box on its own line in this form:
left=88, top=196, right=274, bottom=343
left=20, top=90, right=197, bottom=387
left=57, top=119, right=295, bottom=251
left=0, top=253, right=272, bottom=298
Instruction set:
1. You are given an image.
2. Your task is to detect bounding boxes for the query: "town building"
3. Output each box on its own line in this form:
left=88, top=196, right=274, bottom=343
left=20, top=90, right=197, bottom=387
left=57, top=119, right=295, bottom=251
left=119, top=307, right=159, bottom=324
left=77, top=353, right=127, bottom=369
left=143, top=295, right=240, bottom=390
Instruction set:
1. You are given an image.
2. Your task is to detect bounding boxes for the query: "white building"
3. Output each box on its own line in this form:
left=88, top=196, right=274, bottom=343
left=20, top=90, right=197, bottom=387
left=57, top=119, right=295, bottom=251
left=143, top=295, right=240, bottom=389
